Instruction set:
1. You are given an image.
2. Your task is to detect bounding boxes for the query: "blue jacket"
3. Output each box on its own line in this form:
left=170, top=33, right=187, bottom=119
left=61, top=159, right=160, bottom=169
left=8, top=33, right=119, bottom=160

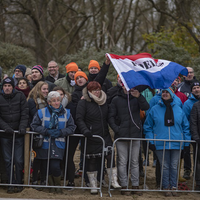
left=144, top=97, right=191, bottom=150
left=31, top=106, right=76, bottom=150
left=183, top=94, right=198, bottom=121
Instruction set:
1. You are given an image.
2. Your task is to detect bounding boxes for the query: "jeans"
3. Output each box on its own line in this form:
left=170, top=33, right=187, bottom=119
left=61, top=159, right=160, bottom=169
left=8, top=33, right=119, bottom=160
left=1, top=137, right=24, bottom=184
left=116, top=140, right=140, bottom=187
left=156, top=149, right=180, bottom=189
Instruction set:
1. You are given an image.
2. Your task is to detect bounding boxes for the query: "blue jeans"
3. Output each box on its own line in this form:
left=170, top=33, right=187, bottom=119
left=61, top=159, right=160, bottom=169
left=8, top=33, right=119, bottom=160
left=156, top=149, right=180, bottom=189
left=116, top=140, right=140, bottom=187
left=1, top=137, right=24, bottom=184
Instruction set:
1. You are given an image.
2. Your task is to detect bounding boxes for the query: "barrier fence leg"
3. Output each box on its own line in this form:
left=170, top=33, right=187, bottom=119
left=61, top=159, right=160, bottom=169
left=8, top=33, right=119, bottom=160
left=24, top=131, right=30, bottom=185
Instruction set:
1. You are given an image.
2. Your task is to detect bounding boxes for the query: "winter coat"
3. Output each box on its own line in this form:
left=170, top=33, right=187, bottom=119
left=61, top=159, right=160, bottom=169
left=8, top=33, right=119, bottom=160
left=175, top=90, right=188, bottom=104
left=0, top=89, right=29, bottom=139
left=108, top=88, right=149, bottom=139
left=54, top=76, right=75, bottom=94
left=190, top=101, right=200, bottom=140
left=31, top=106, right=76, bottom=159
left=178, top=77, right=198, bottom=97
left=45, top=73, right=65, bottom=83
left=144, top=98, right=191, bottom=150
left=76, top=87, right=113, bottom=154
left=183, top=93, right=198, bottom=121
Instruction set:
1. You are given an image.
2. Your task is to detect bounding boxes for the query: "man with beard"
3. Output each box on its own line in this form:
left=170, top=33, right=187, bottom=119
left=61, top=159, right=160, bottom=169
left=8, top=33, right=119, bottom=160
left=55, top=62, right=78, bottom=94
left=13, top=65, right=26, bottom=86
left=31, top=65, right=56, bottom=91
left=45, top=61, right=65, bottom=83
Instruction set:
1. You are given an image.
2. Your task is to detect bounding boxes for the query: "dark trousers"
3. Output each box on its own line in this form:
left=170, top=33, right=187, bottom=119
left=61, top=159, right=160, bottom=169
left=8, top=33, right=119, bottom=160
left=65, top=136, right=80, bottom=182
left=1, top=137, right=24, bottom=184
left=184, top=144, right=191, bottom=171
left=32, top=159, right=47, bottom=183
left=192, top=143, right=200, bottom=185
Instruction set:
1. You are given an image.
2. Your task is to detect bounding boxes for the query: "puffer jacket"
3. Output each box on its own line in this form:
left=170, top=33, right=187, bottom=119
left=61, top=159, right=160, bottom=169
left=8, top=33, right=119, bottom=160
left=76, top=87, right=113, bottom=154
left=183, top=93, right=198, bottom=121
left=108, top=87, right=149, bottom=139
left=144, top=98, right=191, bottom=150
left=0, top=89, right=29, bottom=138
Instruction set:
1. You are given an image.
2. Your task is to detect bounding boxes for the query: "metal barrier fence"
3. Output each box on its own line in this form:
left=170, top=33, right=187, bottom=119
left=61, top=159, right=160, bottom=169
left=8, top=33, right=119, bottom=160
left=108, top=137, right=198, bottom=197
left=0, top=131, right=199, bottom=198
left=0, top=130, right=105, bottom=197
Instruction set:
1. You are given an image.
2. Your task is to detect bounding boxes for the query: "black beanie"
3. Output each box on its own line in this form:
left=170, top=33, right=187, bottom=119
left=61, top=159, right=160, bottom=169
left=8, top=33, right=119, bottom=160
left=191, top=81, right=200, bottom=91
left=2, top=77, right=15, bottom=88
left=14, top=65, right=26, bottom=77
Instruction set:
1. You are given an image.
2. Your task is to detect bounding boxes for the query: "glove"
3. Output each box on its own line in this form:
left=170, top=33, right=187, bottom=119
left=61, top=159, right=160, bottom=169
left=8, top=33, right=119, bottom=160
left=149, top=144, right=156, bottom=151
left=19, top=129, right=26, bottom=135
left=5, top=128, right=14, bottom=134
left=47, top=129, right=57, bottom=135
left=195, top=139, right=200, bottom=145
left=84, top=131, right=92, bottom=138
left=51, top=130, right=61, bottom=138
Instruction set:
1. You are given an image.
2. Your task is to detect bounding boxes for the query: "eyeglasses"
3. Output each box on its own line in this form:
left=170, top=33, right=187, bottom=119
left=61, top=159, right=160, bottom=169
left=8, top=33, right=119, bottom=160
left=48, top=66, right=57, bottom=69
left=15, top=70, right=22, bottom=73
left=92, top=89, right=101, bottom=92
left=188, top=71, right=194, bottom=74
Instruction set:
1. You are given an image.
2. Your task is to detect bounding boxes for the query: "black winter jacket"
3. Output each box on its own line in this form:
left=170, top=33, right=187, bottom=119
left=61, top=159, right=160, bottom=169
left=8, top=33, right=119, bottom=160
left=76, top=87, right=113, bottom=154
left=108, top=88, right=149, bottom=139
left=0, top=90, right=29, bottom=138
left=45, top=73, right=65, bottom=83
left=190, top=101, right=200, bottom=140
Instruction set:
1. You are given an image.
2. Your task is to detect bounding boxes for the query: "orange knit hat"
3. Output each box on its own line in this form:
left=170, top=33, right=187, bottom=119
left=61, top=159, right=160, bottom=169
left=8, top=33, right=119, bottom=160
left=65, top=62, right=79, bottom=73
left=88, top=60, right=100, bottom=71
left=74, top=71, right=88, bottom=84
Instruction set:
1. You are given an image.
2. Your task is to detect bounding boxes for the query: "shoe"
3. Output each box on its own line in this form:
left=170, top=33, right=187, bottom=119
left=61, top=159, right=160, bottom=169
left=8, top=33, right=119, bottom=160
left=143, top=159, right=149, bottom=166
left=152, top=160, right=156, bottom=167
left=171, top=187, right=179, bottom=197
left=131, top=186, right=143, bottom=196
left=183, top=170, right=191, bottom=180
left=165, top=191, right=172, bottom=197
left=7, top=186, right=15, bottom=194
left=66, top=182, right=75, bottom=190
left=15, top=186, right=23, bottom=193
left=121, top=187, right=131, bottom=196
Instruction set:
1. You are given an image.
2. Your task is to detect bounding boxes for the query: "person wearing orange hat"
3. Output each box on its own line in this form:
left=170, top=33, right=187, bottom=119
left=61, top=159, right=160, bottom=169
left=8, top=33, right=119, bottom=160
left=88, top=59, right=113, bottom=93
left=54, top=62, right=79, bottom=94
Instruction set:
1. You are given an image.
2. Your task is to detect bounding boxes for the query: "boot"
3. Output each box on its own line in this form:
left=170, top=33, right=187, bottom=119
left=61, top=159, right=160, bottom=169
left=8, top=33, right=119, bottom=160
left=178, top=159, right=186, bottom=182
left=106, top=168, right=121, bottom=189
left=87, top=171, right=98, bottom=194
left=48, top=175, right=55, bottom=193
left=53, top=176, right=62, bottom=194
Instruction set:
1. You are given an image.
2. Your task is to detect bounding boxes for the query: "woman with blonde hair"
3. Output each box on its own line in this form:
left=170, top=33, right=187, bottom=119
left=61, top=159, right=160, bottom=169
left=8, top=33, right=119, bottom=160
left=27, top=81, right=49, bottom=189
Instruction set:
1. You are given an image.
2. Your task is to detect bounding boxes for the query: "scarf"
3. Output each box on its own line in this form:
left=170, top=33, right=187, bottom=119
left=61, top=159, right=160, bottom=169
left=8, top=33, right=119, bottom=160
left=88, top=90, right=106, bottom=105
left=162, top=98, right=174, bottom=126
left=36, top=98, right=47, bottom=109
left=15, top=86, right=31, bottom=98
left=49, top=104, right=63, bottom=129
